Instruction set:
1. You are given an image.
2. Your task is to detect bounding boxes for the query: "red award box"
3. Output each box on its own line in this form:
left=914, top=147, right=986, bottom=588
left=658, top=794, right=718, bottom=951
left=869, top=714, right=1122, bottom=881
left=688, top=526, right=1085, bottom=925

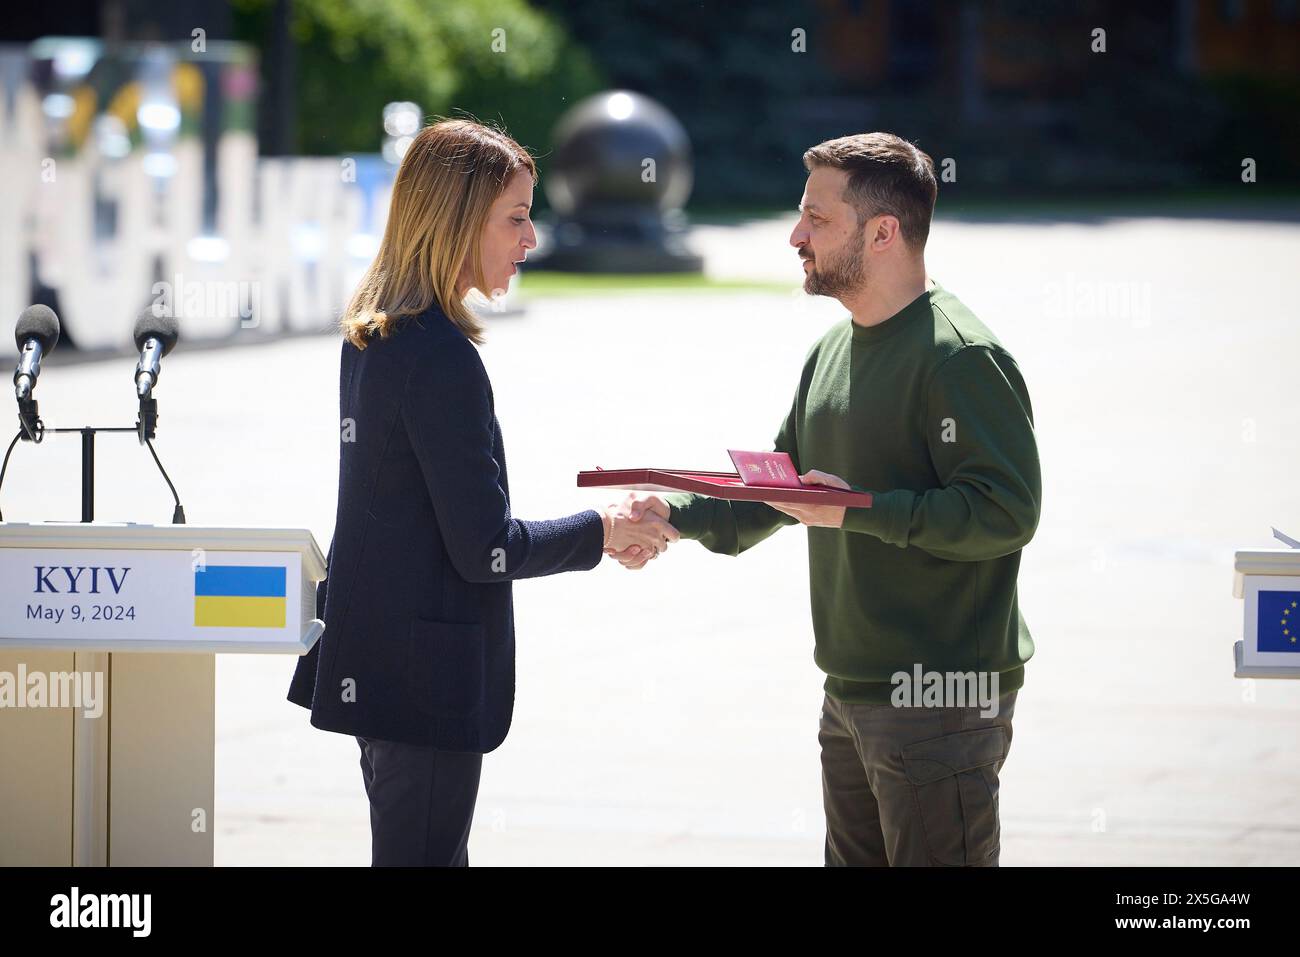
left=576, top=467, right=873, bottom=508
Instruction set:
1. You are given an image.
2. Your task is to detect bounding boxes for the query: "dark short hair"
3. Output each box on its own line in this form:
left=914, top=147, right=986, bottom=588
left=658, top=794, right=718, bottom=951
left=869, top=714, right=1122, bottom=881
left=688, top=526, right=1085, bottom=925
left=802, top=132, right=937, bottom=250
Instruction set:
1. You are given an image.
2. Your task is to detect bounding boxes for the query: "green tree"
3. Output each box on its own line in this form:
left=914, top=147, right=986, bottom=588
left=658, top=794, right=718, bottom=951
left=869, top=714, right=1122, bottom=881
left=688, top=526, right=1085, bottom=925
left=233, top=0, right=604, bottom=164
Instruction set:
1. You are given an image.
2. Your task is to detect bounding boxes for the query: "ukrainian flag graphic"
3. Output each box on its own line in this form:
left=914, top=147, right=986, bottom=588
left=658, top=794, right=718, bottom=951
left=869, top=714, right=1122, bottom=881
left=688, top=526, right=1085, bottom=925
left=194, top=565, right=287, bottom=628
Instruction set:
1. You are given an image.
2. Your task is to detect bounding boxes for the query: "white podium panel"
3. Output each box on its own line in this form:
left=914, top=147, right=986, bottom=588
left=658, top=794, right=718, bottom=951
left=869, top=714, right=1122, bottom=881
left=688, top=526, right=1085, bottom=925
left=1233, top=549, right=1300, bottom=679
left=0, top=522, right=326, bottom=866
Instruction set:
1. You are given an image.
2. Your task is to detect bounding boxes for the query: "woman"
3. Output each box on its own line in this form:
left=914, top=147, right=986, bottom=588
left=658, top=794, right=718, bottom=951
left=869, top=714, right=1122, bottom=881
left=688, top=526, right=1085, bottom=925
left=287, top=119, right=676, bottom=866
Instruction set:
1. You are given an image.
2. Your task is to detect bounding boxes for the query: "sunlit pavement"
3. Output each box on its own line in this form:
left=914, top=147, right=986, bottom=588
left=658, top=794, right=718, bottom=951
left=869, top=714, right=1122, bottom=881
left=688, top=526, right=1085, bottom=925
left=10, top=213, right=1299, bottom=865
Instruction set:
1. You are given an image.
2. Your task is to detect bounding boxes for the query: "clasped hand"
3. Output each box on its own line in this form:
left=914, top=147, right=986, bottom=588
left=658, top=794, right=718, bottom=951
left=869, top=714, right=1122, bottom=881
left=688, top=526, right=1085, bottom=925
left=601, top=493, right=676, bottom=571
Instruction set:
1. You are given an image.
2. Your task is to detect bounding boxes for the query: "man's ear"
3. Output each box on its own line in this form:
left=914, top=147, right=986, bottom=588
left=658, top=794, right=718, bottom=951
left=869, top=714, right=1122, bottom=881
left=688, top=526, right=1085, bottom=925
left=869, top=214, right=902, bottom=251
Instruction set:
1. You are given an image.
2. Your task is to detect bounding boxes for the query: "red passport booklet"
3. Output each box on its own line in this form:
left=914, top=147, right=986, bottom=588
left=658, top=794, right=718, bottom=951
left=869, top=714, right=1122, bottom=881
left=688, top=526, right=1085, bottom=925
left=727, top=449, right=803, bottom=489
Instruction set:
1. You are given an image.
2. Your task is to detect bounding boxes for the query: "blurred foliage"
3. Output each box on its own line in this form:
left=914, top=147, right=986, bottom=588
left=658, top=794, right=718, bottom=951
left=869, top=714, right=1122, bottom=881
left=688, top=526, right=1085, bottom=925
left=533, top=0, right=840, bottom=206
left=537, top=0, right=1300, bottom=203
left=1203, top=73, right=1300, bottom=184
left=228, top=0, right=1300, bottom=206
left=231, top=0, right=604, bottom=166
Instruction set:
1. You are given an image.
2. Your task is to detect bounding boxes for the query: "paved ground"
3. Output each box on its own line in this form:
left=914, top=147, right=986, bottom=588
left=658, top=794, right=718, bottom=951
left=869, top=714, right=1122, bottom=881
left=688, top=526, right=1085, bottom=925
left=10, top=212, right=1300, bottom=865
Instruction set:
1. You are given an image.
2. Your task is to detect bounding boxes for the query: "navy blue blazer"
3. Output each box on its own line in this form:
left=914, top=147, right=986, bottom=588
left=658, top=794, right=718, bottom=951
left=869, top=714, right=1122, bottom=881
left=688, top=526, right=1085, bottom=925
left=287, top=303, right=604, bottom=751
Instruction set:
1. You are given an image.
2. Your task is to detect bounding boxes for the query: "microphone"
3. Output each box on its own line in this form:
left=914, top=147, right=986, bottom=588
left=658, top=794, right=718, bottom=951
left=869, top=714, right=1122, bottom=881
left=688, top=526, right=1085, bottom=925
left=13, top=304, right=60, bottom=400
left=133, top=308, right=179, bottom=400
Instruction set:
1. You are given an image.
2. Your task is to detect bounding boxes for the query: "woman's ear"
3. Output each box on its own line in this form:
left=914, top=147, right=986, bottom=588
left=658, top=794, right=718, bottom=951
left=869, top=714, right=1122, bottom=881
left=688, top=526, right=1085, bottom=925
left=454, top=255, right=473, bottom=297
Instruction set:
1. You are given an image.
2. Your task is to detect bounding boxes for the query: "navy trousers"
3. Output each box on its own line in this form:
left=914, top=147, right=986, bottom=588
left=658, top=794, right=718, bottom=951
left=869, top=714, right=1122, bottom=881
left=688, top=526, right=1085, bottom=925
left=356, top=735, right=483, bottom=866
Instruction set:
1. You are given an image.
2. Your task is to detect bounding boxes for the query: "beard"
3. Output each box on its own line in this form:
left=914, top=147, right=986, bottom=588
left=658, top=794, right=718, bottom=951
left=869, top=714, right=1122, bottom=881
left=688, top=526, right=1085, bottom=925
left=803, top=241, right=866, bottom=299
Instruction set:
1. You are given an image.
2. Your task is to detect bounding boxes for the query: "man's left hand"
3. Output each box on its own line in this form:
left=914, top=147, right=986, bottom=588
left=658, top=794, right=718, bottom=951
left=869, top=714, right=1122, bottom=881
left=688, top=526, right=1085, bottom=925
left=770, top=469, right=850, bottom=528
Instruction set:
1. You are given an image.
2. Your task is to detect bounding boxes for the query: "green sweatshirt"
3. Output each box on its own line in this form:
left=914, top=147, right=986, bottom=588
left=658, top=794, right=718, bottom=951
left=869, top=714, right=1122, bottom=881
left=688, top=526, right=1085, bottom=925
left=666, top=282, right=1041, bottom=704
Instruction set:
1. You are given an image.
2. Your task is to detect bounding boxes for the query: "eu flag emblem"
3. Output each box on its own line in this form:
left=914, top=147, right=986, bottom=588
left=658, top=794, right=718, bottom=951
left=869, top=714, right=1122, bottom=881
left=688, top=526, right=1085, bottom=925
left=194, top=565, right=287, bottom=628
left=1258, top=590, right=1300, bottom=653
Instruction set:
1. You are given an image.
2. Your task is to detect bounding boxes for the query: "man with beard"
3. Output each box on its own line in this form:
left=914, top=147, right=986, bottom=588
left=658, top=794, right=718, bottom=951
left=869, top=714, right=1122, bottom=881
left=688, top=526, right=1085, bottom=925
left=619, top=132, right=1042, bottom=866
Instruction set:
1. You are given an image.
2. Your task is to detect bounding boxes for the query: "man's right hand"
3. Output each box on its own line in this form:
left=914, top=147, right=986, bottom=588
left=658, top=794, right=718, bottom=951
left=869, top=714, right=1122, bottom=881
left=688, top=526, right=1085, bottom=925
left=604, top=493, right=675, bottom=570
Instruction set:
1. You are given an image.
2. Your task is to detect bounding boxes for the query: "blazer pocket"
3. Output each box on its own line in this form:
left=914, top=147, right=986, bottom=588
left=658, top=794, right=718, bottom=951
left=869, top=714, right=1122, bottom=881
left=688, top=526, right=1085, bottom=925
left=406, top=617, right=486, bottom=718
left=901, top=726, right=1008, bottom=866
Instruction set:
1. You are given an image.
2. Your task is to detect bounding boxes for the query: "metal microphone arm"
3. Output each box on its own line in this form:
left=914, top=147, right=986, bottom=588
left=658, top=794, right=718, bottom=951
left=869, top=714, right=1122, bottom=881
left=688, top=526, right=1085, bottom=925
left=135, top=337, right=163, bottom=399
left=13, top=338, right=45, bottom=400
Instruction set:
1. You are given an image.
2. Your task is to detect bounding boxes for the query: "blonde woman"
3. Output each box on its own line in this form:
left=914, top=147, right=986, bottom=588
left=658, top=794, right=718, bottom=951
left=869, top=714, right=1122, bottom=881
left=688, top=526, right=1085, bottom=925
left=287, top=119, right=676, bottom=866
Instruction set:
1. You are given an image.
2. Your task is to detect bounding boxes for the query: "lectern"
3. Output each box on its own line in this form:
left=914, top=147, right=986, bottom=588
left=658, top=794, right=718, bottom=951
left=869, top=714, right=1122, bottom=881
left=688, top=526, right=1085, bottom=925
left=0, top=522, right=325, bottom=865
left=1233, top=548, right=1300, bottom=679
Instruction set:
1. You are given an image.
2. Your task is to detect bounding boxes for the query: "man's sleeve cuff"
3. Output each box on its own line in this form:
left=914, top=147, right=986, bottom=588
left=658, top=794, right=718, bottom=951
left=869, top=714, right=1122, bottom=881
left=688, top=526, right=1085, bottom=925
left=841, top=488, right=914, bottom=547
left=665, top=493, right=711, bottom=540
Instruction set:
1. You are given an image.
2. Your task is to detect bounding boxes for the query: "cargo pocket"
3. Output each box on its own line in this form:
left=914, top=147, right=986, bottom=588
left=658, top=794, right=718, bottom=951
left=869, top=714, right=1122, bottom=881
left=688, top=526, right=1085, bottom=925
left=406, top=617, right=485, bottom=718
left=901, top=725, right=1007, bottom=866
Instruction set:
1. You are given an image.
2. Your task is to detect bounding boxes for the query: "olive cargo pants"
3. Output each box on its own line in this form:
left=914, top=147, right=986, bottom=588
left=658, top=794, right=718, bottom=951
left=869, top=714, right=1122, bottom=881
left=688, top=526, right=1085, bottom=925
left=818, top=690, right=1018, bottom=866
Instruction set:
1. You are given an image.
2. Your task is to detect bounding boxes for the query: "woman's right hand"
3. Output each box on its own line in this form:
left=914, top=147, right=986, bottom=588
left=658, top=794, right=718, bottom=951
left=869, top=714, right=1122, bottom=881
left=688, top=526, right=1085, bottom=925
left=602, top=496, right=679, bottom=568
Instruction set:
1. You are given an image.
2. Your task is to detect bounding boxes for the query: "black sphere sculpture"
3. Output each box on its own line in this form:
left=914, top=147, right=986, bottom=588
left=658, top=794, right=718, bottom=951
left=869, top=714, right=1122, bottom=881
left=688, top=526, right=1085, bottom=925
left=532, top=90, right=703, bottom=273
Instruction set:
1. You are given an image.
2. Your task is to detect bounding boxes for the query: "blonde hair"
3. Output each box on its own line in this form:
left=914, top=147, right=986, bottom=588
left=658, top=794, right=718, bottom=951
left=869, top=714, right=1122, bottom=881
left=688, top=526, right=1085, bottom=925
left=340, top=118, right=537, bottom=349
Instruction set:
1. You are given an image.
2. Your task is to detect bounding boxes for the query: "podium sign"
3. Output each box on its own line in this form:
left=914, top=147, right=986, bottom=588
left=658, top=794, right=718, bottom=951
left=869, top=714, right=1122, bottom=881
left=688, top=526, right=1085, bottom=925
left=1233, top=549, right=1300, bottom=679
left=0, top=523, right=323, bottom=653
left=0, top=548, right=306, bottom=652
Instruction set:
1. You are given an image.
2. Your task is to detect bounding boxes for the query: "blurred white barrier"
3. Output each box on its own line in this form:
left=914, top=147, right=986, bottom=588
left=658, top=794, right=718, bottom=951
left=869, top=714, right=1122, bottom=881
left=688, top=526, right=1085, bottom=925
left=0, top=38, right=393, bottom=350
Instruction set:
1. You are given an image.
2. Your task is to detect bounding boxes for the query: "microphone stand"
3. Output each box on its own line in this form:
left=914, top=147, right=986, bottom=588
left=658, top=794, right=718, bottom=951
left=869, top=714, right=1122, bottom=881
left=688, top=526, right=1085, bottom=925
left=0, top=398, right=186, bottom=524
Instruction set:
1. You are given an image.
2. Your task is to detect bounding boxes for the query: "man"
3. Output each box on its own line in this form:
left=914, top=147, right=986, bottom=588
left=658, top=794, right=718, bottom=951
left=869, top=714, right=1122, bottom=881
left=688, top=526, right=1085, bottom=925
left=618, top=132, right=1041, bottom=866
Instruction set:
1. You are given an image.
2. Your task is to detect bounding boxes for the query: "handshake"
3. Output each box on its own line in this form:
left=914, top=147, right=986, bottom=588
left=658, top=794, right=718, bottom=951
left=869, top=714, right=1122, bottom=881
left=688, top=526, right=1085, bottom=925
left=599, top=493, right=677, bottom=571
